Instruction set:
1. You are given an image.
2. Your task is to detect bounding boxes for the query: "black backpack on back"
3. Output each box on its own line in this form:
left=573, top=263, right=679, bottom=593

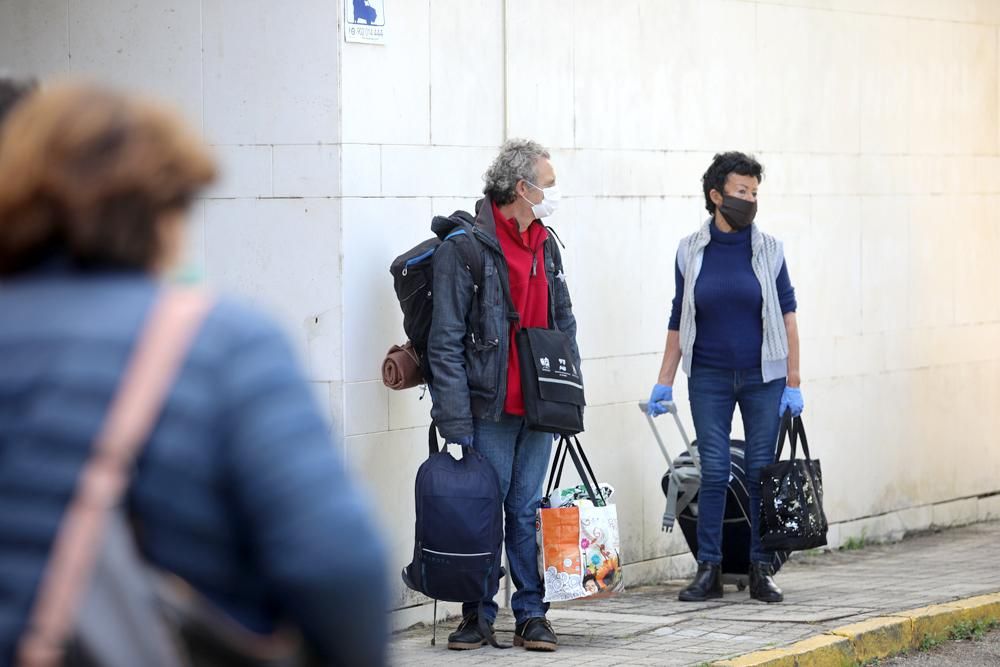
left=389, top=211, right=483, bottom=383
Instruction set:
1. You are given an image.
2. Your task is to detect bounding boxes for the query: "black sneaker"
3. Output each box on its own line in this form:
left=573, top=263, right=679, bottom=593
left=446, top=614, right=493, bottom=650
left=513, top=617, right=558, bottom=651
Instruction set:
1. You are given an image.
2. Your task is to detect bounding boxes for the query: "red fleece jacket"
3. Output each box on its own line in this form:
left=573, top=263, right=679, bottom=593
left=493, top=202, right=549, bottom=416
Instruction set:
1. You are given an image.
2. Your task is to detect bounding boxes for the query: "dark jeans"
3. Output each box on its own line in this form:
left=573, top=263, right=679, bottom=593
left=687, top=365, right=785, bottom=565
left=463, top=414, right=552, bottom=625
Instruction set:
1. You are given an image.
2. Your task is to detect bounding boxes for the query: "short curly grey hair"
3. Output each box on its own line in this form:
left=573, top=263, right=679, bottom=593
left=483, top=138, right=550, bottom=205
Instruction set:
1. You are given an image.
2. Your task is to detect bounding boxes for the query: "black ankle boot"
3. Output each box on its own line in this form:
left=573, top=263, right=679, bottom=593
left=678, top=561, right=723, bottom=601
left=749, top=562, right=784, bottom=603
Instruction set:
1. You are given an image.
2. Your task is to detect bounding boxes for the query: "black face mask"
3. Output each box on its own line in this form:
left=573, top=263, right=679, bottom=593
left=719, top=195, right=757, bottom=230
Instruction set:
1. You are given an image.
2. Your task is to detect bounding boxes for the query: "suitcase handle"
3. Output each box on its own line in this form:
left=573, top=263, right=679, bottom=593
left=637, top=401, right=699, bottom=472
left=642, top=399, right=678, bottom=415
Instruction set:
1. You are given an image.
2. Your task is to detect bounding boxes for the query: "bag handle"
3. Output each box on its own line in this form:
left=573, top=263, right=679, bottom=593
left=569, top=437, right=606, bottom=506
left=496, top=259, right=521, bottom=331
left=18, top=290, right=213, bottom=667
left=565, top=443, right=599, bottom=506
left=498, top=231, right=562, bottom=333
left=774, top=411, right=813, bottom=464
left=773, top=409, right=797, bottom=463
left=543, top=436, right=568, bottom=501
left=427, top=423, right=440, bottom=456
left=792, top=415, right=812, bottom=461
left=545, top=436, right=606, bottom=507
left=446, top=224, right=487, bottom=345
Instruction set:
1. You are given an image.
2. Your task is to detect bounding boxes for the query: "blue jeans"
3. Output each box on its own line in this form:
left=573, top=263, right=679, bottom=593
left=687, top=365, right=785, bottom=565
left=463, top=414, right=552, bottom=625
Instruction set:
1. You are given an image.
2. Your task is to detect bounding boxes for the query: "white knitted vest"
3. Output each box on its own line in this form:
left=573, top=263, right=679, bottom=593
left=676, top=219, right=789, bottom=382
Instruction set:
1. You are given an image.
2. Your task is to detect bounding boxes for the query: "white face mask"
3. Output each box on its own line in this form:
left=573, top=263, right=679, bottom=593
left=521, top=181, right=561, bottom=219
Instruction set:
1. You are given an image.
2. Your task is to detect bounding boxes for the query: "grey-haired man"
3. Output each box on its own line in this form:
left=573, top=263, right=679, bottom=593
left=428, top=139, right=580, bottom=652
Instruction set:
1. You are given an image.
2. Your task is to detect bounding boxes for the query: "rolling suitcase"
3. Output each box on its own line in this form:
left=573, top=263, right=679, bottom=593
left=639, top=401, right=787, bottom=590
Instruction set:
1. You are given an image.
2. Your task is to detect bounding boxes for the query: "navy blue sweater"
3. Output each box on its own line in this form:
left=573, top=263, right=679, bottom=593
left=668, top=223, right=796, bottom=371
left=0, top=268, right=388, bottom=666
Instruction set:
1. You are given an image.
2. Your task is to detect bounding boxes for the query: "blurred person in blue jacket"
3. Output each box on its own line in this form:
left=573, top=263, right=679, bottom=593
left=0, top=82, right=389, bottom=666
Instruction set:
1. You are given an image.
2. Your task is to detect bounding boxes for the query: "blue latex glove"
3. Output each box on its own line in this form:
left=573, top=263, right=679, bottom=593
left=447, top=435, right=474, bottom=447
left=647, top=384, right=673, bottom=417
left=778, top=386, right=804, bottom=417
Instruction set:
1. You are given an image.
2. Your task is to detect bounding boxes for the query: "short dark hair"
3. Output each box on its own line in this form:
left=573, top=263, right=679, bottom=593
left=0, top=77, right=37, bottom=126
left=701, top=151, right=764, bottom=214
left=0, top=82, right=216, bottom=276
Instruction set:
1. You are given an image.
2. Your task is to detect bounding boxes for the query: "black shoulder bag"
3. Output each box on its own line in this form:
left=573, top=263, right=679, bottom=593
left=501, top=235, right=585, bottom=435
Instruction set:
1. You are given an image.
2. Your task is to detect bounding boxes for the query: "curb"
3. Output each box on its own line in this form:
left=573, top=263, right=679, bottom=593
left=711, top=591, right=1000, bottom=667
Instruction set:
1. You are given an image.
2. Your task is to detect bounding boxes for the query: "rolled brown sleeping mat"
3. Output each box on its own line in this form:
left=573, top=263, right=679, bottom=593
left=382, top=341, right=423, bottom=390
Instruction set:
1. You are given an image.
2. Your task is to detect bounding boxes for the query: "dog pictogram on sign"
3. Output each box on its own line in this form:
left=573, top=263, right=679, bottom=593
left=345, top=0, right=385, bottom=45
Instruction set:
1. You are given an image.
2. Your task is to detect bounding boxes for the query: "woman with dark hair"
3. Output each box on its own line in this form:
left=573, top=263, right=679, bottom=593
left=646, top=152, right=802, bottom=604
left=0, top=83, right=388, bottom=665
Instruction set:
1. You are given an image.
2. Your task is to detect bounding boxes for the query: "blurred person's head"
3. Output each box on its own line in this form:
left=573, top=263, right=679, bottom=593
left=0, top=82, right=216, bottom=277
left=0, top=77, right=37, bottom=127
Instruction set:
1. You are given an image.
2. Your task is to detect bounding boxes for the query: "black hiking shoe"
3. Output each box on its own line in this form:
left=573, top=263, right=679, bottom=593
left=446, top=614, right=493, bottom=650
left=513, top=617, right=558, bottom=651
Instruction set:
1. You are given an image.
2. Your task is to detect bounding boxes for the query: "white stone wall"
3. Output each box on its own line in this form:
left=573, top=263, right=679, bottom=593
left=0, top=0, right=345, bottom=430
left=4, top=0, right=1000, bottom=627
left=337, top=0, right=1000, bottom=624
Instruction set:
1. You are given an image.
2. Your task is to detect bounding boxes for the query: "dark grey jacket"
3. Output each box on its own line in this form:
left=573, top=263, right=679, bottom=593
left=427, top=199, right=580, bottom=442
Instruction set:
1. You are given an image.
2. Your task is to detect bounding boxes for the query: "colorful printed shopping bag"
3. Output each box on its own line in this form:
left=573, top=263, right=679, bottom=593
left=536, top=436, right=623, bottom=602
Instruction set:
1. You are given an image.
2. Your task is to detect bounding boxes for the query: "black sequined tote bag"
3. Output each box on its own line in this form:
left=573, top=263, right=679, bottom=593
left=759, top=412, right=829, bottom=551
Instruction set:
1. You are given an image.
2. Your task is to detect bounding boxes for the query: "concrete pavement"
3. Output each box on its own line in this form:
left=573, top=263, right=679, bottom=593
left=391, top=520, right=1000, bottom=666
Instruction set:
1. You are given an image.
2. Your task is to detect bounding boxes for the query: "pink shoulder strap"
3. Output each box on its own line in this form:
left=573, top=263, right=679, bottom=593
left=17, top=289, right=214, bottom=667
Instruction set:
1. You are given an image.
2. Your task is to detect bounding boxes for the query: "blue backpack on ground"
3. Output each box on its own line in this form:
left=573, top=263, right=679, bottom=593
left=402, top=426, right=506, bottom=648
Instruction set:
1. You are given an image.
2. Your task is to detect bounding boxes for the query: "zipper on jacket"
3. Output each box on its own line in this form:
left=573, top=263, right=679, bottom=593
left=471, top=224, right=518, bottom=422
left=493, top=273, right=510, bottom=421
left=494, top=322, right=506, bottom=420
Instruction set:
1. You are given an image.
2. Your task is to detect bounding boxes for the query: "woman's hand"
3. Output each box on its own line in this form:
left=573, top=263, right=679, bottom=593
left=778, top=386, right=804, bottom=417
left=647, top=384, right=673, bottom=417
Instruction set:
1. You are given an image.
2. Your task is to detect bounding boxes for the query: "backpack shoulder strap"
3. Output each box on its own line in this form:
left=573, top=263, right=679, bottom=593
left=18, top=289, right=213, bottom=667
left=443, top=222, right=484, bottom=288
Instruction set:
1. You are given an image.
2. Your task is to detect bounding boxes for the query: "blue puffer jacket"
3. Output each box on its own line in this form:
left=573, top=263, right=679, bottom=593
left=0, top=266, right=388, bottom=666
